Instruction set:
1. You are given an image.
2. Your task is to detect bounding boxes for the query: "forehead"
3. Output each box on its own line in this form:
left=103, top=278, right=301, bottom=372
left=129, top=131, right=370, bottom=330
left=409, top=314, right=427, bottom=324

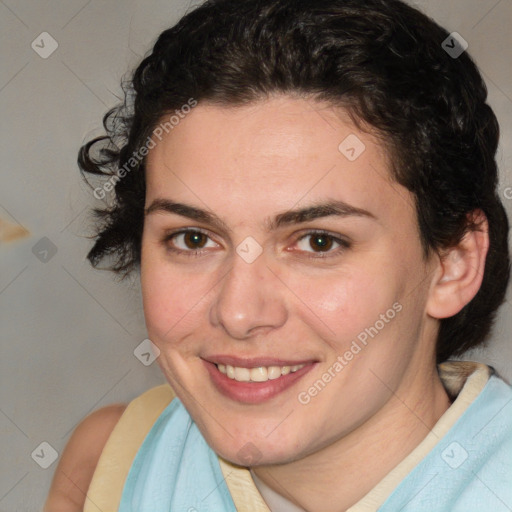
left=144, top=96, right=414, bottom=230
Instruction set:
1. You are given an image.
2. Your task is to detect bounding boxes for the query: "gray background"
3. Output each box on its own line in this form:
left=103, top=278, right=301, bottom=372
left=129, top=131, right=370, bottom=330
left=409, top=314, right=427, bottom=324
left=1, top=0, right=511, bottom=510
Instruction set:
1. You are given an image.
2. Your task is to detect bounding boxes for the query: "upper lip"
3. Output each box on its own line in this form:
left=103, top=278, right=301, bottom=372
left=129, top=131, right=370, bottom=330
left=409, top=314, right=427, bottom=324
left=203, top=355, right=318, bottom=368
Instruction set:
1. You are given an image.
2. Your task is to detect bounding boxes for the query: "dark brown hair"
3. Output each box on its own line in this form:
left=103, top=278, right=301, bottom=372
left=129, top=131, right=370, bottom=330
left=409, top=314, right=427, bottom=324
left=78, top=0, right=510, bottom=362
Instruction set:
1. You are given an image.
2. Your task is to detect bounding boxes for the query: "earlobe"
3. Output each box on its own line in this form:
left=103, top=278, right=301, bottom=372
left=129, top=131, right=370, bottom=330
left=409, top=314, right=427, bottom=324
left=426, top=210, right=489, bottom=319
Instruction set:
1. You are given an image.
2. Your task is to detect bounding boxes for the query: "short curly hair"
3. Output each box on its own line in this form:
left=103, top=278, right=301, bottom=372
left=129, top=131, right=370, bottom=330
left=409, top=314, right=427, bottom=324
left=79, top=0, right=510, bottom=362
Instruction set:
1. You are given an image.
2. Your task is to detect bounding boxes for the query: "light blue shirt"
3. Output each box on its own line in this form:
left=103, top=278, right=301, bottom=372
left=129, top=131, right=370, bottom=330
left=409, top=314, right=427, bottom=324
left=119, top=373, right=512, bottom=511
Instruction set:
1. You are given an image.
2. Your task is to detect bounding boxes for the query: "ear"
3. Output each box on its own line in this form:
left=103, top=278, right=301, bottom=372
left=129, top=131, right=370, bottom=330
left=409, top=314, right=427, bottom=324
left=426, top=210, right=489, bottom=319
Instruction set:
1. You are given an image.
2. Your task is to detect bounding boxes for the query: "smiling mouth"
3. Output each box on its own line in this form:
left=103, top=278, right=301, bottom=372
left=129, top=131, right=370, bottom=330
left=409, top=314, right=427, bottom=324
left=204, top=358, right=316, bottom=404
left=216, top=363, right=306, bottom=382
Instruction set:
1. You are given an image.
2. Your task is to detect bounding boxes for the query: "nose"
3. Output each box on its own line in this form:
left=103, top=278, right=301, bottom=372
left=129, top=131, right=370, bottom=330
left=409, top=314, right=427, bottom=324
left=209, top=252, right=288, bottom=340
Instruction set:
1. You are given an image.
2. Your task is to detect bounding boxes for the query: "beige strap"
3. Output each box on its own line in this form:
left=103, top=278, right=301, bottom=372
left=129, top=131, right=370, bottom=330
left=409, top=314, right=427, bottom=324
left=346, top=361, right=491, bottom=511
left=219, top=457, right=271, bottom=511
left=84, top=383, right=270, bottom=511
left=84, top=383, right=175, bottom=512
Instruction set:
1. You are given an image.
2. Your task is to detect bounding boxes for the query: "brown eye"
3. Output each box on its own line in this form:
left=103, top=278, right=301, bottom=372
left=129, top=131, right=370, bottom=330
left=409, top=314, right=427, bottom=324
left=183, top=231, right=208, bottom=249
left=309, top=234, right=334, bottom=252
left=165, top=230, right=218, bottom=254
left=295, top=231, right=349, bottom=257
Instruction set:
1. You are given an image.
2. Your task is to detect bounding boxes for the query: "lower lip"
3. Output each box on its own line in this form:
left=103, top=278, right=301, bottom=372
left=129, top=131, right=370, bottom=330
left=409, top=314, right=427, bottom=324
left=203, top=360, right=316, bottom=404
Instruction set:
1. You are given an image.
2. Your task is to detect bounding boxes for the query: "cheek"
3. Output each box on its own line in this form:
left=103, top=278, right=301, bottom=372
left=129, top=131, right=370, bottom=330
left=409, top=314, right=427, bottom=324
left=287, top=264, right=398, bottom=344
left=140, top=251, right=206, bottom=343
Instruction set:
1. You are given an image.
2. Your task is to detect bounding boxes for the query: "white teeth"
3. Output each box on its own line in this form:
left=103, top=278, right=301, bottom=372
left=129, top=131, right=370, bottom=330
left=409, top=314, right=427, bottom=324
left=217, top=363, right=306, bottom=382
left=234, top=367, right=251, bottom=382
left=267, top=366, right=282, bottom=380
left=250, top=367, right=268, bottom=382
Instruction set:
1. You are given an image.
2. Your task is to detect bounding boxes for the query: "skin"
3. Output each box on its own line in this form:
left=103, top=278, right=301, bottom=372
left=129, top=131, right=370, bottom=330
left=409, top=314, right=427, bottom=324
left=43, top=404, right=127, bottom=511
left=141, top=95, right=488, bottom=511
left=44, top=96, right=489, bottom=512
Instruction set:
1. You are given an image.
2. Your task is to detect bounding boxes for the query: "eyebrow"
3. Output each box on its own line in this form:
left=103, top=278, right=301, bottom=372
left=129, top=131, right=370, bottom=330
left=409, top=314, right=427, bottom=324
left=144, top=198, right=376, bottom=232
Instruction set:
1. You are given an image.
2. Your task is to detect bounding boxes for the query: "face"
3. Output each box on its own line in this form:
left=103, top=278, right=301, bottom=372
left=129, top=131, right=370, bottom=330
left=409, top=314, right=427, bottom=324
left=141, top=95, right=438, bottom=466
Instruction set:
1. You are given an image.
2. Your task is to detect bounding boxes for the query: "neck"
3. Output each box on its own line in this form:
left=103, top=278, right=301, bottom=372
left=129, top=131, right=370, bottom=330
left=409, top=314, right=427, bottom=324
left=252, top=361, right=451, bottom=512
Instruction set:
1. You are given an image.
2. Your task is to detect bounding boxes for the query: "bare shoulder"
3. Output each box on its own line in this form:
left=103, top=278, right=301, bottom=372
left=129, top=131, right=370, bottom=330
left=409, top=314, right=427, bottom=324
left=44, top=403, right=127, bottom=512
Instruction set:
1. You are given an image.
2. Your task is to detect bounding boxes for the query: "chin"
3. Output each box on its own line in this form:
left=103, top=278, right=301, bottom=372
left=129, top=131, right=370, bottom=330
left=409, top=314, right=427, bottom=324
left=205, top=427, right=303, bottom=467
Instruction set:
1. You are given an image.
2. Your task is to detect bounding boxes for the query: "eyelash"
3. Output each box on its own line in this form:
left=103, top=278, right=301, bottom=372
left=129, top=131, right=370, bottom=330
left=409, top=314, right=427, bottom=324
left=162, top=228, right=351, bottom=259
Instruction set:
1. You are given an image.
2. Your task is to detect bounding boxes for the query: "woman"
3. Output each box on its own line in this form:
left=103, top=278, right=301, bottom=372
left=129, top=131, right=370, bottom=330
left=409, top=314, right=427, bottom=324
left=45, top=0, right=512, bottom=510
